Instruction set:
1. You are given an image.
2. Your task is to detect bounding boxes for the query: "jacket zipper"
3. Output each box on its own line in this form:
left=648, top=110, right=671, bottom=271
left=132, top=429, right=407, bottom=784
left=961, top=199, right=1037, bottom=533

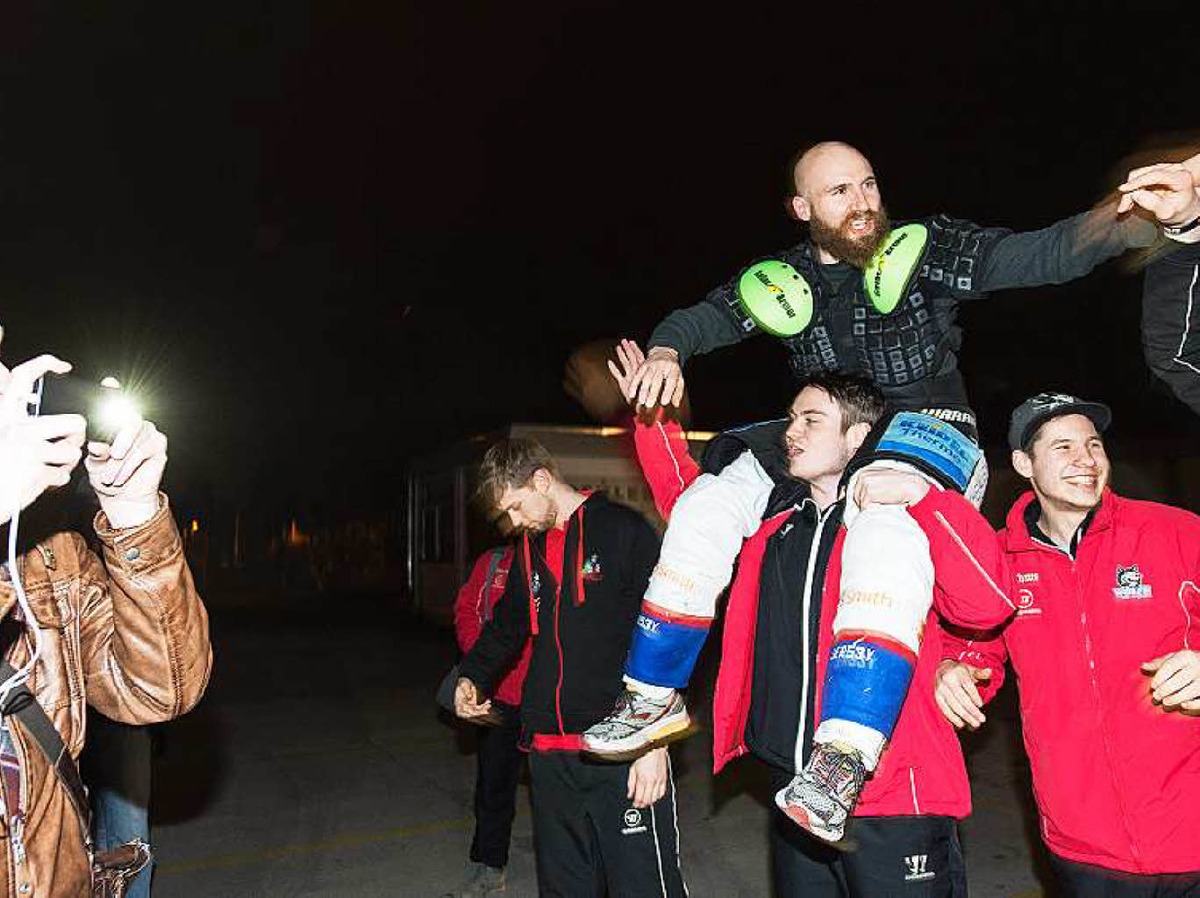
left=551, top=528, right=570, bottom=736
left=1071, top=553, right=1142, bottom=868
left=794, top=500, right=835, bottom=773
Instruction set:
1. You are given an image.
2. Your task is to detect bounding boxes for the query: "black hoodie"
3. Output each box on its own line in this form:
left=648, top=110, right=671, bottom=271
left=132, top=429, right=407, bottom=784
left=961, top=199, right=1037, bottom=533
left=459, top=492, right=660, bottom=738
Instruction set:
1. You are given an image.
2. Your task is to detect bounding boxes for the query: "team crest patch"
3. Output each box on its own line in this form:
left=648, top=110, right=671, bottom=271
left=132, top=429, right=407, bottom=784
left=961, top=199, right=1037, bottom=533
left=1113, top=564, right=1152, bottom=600
left=582, top=553, right=604, bottom=583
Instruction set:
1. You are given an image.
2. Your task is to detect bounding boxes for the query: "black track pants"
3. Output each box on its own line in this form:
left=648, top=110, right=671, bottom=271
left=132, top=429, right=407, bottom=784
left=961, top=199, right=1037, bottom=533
left=528, top=750, right=687, bottom=898
left=469, top=700, right=524, bottom=869
left=770, top=765, right=966, bottom=898
left=1049, top=854, right=1200, bottom=897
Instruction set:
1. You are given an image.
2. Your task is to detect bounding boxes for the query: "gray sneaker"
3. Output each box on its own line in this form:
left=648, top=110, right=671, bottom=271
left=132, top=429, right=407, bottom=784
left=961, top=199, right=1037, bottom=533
left=581, top=688, right=690, bottom=757
left=774, top=742, right=867, bottom=844
left=441, top=861, right=506, bottom=897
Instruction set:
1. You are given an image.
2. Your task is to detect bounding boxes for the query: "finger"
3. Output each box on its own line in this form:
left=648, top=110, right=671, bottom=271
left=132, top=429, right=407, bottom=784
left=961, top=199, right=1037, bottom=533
left=972, top=667, right=993, bottom=682
left=853, top=478, right=868, bottom=509
left=1119, top=165, right=1188, bottom=190
left=959, top=676, right=985, bottom=706
left=105, top=450, right=150, bottom=488
left=1123, top=189, right=1167, bottom=217
left=662, top=371, right=678, bottom=408
left=627, top=765, right=637, bottom=800
left=1119, top=175, right=1187, bottom=197
left=671, top=376, right=684, bottom=408
left=935, top=692, right=968, bottom=729
left=637, top=369, right=659, bottom=408
left=627, top=364, right=648, bottom=401
left=645, top=370, right=664, bottom=408
left=1150, top=654, right=1188, bottom=691
left=949, top=678, right=986, bottom=723
left=615, top=343, right=632, bottom=374
left=1158, top=677, right=1200, bottom=708
left=948, top=691, right=985, bottom=728
left=651, top=780, right=665, bottom=806
left=607, top=359, right=626, bottom=391
left=1152, top=665, right=1193, bottom=701
left=39, top=437, right=85, bottom=468
left=1, top=356, right=72, bottom=413
left=1141, top=653, right=1170, bottom=673
left=1122, top=162, right=1177, bottom=185
left=23, top=413, right=87, bottom=443
left=108, top=420, right=149, bottom=461
left=111, top=428, right=165, bottom=486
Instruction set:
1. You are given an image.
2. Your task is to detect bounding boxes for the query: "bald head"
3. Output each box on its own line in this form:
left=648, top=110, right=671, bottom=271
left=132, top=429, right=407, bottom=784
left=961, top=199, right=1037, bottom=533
left=792, top=142, right=872, bottom=196
left=788, top=141, right=886, bottom=266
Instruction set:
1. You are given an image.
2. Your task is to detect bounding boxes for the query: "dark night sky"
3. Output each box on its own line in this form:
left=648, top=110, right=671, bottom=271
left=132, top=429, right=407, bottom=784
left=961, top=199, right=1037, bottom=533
left=0, top=4, right=1195, bottom=510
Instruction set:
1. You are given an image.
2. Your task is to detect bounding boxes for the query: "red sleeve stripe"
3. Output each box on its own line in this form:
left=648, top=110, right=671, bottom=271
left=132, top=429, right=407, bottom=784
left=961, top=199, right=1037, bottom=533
left=640, top=599, right=714, bottom=629
left=934, top=510, right=1016, bottom=611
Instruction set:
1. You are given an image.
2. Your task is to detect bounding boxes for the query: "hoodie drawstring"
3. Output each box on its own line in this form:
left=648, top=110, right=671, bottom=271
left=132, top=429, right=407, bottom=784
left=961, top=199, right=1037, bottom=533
left=575, top=505, right=586, bottom=606
left=522, top=534, right=538, bottom=636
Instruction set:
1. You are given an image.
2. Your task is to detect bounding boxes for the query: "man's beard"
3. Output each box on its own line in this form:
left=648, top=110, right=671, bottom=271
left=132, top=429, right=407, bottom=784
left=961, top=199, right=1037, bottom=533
left=518, top=500, right=559, bottom=535
left=809, top=206, right=891, bottom=268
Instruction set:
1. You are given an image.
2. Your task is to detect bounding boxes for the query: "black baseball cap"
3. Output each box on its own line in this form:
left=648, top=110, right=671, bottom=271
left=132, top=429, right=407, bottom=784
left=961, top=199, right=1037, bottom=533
left=1008, top=392, right=1112, bottom=451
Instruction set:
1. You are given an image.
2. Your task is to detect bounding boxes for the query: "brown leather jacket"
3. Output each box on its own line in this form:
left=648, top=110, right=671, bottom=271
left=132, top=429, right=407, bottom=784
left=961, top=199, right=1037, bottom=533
left=0, top=497, right=212, bottom=897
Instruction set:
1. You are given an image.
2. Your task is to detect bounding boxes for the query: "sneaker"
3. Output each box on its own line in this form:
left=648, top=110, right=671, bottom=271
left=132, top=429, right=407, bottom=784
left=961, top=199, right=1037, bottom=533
left=774, top=742, right=867, bottom=844
left=581, top=688, right=690, bottom=757
left=441, top=861, right=506, bottom=897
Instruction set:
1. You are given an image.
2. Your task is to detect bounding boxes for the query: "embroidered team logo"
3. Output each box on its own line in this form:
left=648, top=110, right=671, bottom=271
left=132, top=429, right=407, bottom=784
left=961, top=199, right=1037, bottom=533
left=621, top=807, right=647, bottom=835
left=903, top=853, right=934, bottom=882
left=530, top=572, right=542, bottom=610
left=1113, top=564, right=1152, bottom=600
left=1014, top=573, right=1042, bottom=617
left=582, top=553, right=604, bottom=583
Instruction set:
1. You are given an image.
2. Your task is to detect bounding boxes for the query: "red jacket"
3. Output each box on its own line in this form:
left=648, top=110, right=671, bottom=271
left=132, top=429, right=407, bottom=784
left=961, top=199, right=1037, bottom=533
left=942, top=490, right=1200, bottom=874
left=634, top=417, right=1013, bottom=818
left=454, top=547, right=530, bottom=707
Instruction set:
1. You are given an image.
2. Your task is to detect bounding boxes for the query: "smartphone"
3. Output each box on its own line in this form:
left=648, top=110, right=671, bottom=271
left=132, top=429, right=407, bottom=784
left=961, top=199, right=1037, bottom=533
left=29, top=374, right=135, bottom=442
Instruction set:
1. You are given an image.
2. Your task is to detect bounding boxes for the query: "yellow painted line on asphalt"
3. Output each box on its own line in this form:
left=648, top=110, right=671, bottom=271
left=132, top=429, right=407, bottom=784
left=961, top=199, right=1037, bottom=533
left=155, top=816, right=476, bottom=875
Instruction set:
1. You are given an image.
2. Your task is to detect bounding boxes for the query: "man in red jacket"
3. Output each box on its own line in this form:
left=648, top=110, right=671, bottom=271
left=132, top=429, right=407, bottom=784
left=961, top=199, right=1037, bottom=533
left=601, top=345, right=1013, bottom=895
left=935, top=393, right=1200, bottom=894
left=445, top=544, right=527, bottom=898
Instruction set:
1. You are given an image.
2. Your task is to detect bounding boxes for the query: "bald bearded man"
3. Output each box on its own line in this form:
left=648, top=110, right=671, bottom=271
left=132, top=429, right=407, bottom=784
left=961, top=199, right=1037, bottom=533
left=630, top=140, right=1158, bottom=411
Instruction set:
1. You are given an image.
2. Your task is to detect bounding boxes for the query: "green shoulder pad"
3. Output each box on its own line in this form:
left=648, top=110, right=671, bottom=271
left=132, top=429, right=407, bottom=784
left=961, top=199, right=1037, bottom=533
left=736, top=260, right=814, bottom=337
left=863, top=222, right=930, bottom=314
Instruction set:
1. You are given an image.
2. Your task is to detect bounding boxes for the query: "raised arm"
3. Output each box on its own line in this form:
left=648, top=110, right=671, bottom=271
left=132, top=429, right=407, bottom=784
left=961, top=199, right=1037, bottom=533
left=634, top=278, right=760, bottom=408
left=977, top=204, right=1158, bottom=293
left=609, top=339, right=702, bottom=518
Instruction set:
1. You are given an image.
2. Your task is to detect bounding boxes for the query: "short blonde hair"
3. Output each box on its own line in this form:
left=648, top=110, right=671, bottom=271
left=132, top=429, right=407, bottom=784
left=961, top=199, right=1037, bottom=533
left=476, top=438, right=560, bottom=511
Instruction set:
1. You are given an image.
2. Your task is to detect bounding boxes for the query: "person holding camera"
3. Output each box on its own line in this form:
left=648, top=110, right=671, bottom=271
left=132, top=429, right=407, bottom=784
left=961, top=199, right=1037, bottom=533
left=0, top=337, right=212, bottom=897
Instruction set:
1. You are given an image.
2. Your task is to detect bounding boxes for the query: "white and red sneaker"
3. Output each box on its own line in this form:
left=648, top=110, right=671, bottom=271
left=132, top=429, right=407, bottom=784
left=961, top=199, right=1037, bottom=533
left=581, top=688, right=690, bottom=757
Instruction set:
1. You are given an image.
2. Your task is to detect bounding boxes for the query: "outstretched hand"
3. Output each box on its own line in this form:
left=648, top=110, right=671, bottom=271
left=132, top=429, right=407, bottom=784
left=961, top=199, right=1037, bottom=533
left=627, top=346, right=685, bottom=409
left=1117, top=157, right=1200, bottom=230
left=607, top=338, right=647, bottom=405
